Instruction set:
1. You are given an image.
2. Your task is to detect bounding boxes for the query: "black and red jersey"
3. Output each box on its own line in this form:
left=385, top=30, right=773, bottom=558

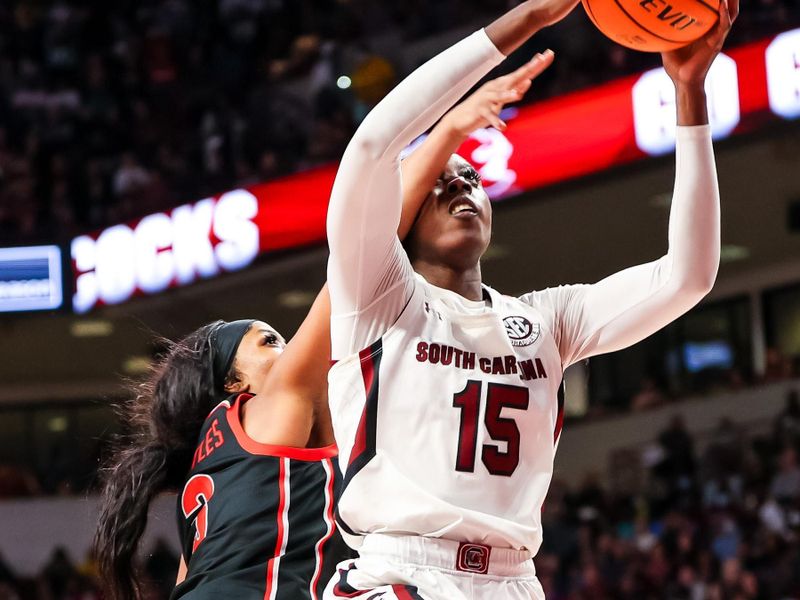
left=172, top=393, right=348, bottom=600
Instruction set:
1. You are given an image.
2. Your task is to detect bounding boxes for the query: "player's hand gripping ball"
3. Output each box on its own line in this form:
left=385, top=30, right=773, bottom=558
left=582, top=0, right=720, bottom=51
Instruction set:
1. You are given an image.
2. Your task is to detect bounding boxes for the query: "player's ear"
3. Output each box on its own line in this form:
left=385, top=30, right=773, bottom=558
left=224, top=380, right=248, bottom=394
left=223, top=365, right=249, bottom=394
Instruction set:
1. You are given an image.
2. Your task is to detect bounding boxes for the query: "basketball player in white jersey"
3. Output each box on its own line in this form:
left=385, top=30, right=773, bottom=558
left=324, top=0, right=738, bottom=597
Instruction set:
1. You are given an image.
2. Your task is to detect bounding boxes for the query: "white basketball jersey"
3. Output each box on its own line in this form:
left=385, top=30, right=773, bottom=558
left=328, top=277, right=566, bottom=554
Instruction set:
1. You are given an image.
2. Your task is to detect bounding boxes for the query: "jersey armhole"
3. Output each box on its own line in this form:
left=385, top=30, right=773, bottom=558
left=226, top=394, right=338, bottom=461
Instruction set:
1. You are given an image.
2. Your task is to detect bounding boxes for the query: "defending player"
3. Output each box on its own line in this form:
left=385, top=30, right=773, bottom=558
left=93, top=308, right=343, bottom=600
left=324, top=0, right=737, bottom=598
left=90, top=78, right=523, bottom=600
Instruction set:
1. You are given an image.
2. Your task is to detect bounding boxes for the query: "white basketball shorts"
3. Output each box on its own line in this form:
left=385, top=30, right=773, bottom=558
left=323, top=534, right=545, bottom=600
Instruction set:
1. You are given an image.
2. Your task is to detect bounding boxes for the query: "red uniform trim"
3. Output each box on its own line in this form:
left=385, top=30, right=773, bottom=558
left=264, top=458, right=290, bottom=600
left=331, top=564, right=424, bottom=599
left=392, top=586, right=420, bottom=600
left=309, top=458, right=337, bottom=599
left=227, top=393, right=338, bottom=460
left=347, top=344, right=380, bottom=469
left=553, top=381, right=566, bottom=444
left=348, top=347, right=377, bottom=466
left=331, top=565, right=362, bottom=597
left=553, top=409, right=565, bottom=443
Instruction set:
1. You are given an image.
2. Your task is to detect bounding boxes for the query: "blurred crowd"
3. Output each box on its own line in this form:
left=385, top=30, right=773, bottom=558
left=0, top=439, right=102, bottom=497
left=0, top=541, right=177, bottom=600
left=537, top=389, right=800, bottom=599
left=627, top=346, right=800, bottom=414
left=0, top=0, right=797, bottom=243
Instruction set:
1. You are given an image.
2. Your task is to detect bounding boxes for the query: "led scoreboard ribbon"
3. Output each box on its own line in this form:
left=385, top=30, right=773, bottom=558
left=71, top=28, right=800, bottom=313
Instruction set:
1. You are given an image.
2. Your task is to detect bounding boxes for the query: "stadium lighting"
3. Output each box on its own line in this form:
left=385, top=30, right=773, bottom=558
left=278, top=290, right=317, bottom=309
left=720, top=245, right=751, bottom=263
left=337, top=76, right=352, bottom=89
left=70, top=320, right=114, bottom=338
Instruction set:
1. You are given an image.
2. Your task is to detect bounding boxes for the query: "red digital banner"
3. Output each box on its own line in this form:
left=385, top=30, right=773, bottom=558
left=251, top=28, right=799, bottom=251
left=71, top=28, right=800, bottom=312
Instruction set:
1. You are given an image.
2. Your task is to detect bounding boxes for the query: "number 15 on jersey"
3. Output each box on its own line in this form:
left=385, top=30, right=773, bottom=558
left=452, top=380, right=529, bottom=477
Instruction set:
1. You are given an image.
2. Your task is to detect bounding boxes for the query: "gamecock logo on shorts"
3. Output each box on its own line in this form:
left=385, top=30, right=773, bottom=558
left=503, top=316, right=541, bottom=348
left=456, top=543, right=492, bottom=575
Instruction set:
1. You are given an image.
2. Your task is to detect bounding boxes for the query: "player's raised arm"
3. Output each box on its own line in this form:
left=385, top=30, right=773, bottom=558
left=525, top=0, right=737, bottom=367
left=326, top=0, right=579, bottom=359
left=325, top=35, right=504, bottom=326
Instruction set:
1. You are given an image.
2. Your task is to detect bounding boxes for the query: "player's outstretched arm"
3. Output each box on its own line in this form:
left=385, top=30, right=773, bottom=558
left=326, top=0, right=577, bottom=359
left=525, top=0, right=736, bottom=367
left=486, top=0, right=580, bottom=55
left=325, top=35, right=504, bottom=330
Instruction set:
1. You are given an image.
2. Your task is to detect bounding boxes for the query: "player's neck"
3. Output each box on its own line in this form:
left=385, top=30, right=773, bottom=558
left=412, top=259, right=483, bottom=302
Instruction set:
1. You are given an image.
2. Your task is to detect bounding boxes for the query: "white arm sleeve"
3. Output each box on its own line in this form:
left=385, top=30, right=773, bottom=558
left=522, top=126, right=720, bottom=367
left=327, top=30, right=505, bottom=359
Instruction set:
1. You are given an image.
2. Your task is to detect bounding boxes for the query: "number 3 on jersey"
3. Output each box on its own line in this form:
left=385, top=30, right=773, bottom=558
left=181, top=474, right=215, bottom=552
left=453, top=381, right=529, bottom=476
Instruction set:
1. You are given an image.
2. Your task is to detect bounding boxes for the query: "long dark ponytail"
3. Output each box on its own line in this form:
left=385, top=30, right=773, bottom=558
left=94, top=321, right=233, bottom=600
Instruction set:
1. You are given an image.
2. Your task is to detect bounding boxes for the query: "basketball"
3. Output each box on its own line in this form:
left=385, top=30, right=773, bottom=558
left=582, top=0, right=720, bottom=52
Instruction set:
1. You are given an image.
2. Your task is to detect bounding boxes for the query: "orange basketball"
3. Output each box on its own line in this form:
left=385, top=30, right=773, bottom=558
left=582, top=0, right=720, bottom=52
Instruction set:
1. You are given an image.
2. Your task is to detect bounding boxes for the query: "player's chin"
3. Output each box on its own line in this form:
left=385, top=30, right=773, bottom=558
left=436, top=231, right=489, bottom=263
left=448, top=215, right=490, bottom=240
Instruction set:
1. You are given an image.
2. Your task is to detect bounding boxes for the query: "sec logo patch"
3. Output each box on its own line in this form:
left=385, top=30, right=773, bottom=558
left=503, top=316, right=541, bottom=347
